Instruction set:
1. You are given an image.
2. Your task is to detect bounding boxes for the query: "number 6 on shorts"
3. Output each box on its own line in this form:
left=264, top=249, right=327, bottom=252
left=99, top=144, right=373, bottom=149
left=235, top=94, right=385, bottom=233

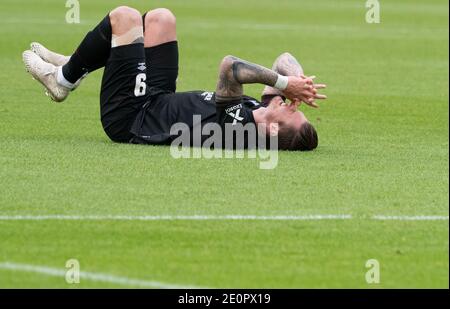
left=134, top=73, right=146, bottom=97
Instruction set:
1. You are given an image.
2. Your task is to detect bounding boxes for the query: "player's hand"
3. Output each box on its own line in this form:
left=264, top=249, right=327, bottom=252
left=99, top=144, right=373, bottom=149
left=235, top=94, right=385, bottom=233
left=284, top=76, right=327, bottom=108
left=301, top=75, right=327, bottom=108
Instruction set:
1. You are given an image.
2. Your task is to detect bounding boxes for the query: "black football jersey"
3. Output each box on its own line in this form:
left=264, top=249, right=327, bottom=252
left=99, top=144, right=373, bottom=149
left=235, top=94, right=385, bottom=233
left=130, top=90, right=262, bottom=147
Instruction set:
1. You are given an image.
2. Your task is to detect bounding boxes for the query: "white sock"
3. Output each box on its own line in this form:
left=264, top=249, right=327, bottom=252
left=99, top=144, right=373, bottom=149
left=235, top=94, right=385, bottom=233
left=56, top=66, right=76, bottom=89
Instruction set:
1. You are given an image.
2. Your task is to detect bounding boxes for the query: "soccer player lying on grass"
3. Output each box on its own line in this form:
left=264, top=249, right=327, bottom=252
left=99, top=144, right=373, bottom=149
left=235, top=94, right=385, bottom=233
left=22, top=6, right=326, bottom=150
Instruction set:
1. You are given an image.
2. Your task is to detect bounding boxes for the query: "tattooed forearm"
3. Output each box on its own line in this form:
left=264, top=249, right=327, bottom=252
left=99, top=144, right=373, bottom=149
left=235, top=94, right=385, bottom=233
left=263, top=52, right=304, bottom=96
left=215, top=55, right=279, bottom=102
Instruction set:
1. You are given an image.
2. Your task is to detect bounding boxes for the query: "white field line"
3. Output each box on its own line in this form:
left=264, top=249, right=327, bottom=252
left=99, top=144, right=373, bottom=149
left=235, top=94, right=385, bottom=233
left=372, top=215, right=449, bottom=221
left=0, top=262, right=205, bottom=289
left=0, top=214, right=447, bottom=221
left=0, top=214, right=351, bottom=221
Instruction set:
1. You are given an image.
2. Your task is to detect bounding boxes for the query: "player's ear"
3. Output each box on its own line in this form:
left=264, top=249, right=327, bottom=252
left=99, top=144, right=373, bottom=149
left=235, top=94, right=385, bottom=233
left=269, top=122, right=279, bottom=137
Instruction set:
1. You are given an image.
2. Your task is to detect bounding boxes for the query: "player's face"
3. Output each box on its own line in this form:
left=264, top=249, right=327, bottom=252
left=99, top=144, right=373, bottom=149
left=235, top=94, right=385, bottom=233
left=266, top=96, right=308, bottom=131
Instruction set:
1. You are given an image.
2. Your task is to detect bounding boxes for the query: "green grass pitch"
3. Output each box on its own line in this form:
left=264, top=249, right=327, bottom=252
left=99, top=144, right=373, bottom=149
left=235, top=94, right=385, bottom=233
left=0, top=0, right=448, bottom=288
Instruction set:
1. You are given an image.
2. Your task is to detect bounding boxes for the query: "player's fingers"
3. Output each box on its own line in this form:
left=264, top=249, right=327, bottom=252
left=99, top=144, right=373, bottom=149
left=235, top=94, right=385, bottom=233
left=304, top=99, right=319, bottom=108
left=313, top=84, right=327, bottom=89
left=300, top=75, right=314, bottom=84
left=303, top=99, right=319, bottom=108
left=301, top=74, right=316, bottom=79
left=302, top=96, right=314, bottom=104
left=314, top=94, right=327, bottom=100
left=302, top=91, right=315, bottom=99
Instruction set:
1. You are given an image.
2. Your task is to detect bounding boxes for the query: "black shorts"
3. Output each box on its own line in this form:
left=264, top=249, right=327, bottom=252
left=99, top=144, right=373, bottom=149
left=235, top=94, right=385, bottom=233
left=100, top=41, right=179, bottom=142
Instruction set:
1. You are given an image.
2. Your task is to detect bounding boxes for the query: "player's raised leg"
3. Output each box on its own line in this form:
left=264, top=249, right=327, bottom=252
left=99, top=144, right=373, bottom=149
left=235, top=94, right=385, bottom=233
left=144, top=8, right=177, bottom=48
left=23, top=11, right=113, bottom=102
left=142, top=8, right=178, bottom=92
left=99, top=6, right=147, bottom=143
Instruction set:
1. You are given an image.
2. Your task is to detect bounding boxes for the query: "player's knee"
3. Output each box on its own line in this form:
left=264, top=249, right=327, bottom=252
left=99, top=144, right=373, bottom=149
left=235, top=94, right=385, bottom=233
left=145, top=8, right=176, bottom=28
left=110, top=6, right=142, bottom=33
